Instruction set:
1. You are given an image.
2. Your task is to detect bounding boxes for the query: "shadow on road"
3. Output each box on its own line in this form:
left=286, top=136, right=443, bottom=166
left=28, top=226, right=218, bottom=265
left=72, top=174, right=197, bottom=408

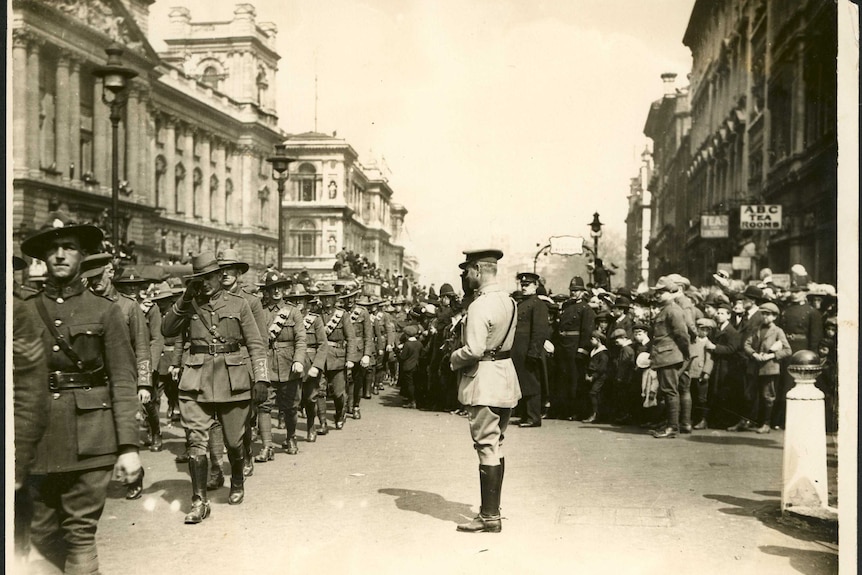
left=378, top=488, right=475, bottom=524
left=703, top=493, right=838, bottom=545
left=759, top=545, right=838, bottom=575
left=686, top=435, right=781, bottom=449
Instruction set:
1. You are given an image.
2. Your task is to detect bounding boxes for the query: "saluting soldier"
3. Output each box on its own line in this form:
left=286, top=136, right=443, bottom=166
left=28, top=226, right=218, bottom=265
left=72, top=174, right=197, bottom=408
left=218, top=249, right=267, bottom=478
left=450, top=249, right=520, bottom=534
left=316, top=284, right=356, bottom=432
left=511, top=272, right=551, bottom=428
left=554, top=276, right=596, bottom=420
left=258, top=271, right=307, bottom=457
left=20, top=216, right=142, bottom=573
left=340, top=284, right=374, bottom=421
left=161, top=252, right=269, bottom=524
left=284, top=283, right=329, bottom=443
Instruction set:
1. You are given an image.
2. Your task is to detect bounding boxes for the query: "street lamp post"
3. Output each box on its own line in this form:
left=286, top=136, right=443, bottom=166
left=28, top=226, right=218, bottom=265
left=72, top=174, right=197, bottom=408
left=588, top=212, right=604, bottom=260
left=266, top=143, right=295, bottom=271
left=93, top=44, right=137, bottom=255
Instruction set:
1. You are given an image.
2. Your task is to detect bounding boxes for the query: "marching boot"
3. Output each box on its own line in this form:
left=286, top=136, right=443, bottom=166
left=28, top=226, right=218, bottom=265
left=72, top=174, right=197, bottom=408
left=285, top=436, right=299, bottom=455
left=727, top=419, right=750, bottom=432
left=185, top=455, right=211, bottom=524
left=353, top=406, right=362, bottom=420
left=306, top=402, right=318, bottom=442
left=227, top=447, right=245, bottom=505
left=144, top=401, right=163, bottom=452
left=208, top=425, right=227, bottom=487
left=457, top=465, right=503, bottom=533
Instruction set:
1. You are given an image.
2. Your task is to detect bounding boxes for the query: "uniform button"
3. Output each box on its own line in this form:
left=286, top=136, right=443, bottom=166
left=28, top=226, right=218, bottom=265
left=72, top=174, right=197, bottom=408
left=52, top=345, right=60, bottom=352
left=53, top=393, right=61, bottom=400
left=86, top=330, right=93, bottom=335
left=56, top=297, right=64, bottom=304
left=54, top=319, right=63, bottom=327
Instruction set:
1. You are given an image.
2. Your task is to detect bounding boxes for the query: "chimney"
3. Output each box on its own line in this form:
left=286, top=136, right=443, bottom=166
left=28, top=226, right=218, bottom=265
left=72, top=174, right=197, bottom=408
left=661, top=73, right=677, bottom=97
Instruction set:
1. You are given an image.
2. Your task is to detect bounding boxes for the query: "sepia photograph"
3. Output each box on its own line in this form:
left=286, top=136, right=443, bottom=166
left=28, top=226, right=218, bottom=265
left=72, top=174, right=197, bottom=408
left=6, top=0, right=858, bottom=573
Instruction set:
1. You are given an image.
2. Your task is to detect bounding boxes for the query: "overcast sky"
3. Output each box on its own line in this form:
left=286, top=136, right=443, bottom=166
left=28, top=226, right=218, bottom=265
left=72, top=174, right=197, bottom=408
left=149, top=0, right=696, bottom=284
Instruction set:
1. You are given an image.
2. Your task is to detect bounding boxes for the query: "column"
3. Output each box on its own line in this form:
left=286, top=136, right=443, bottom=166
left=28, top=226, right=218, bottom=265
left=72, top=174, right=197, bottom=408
left=12, top=32, right=29, bottom=176
left=214, top=139, right=226, bottom=223
left=55, top=54, right=71, bottom=180
left=241, top=147, right=254, bottom=228
left=184, top=127, right=194, bottom=217
left=201, top=134, right=212, bottom=221
left=26, top=40, right=41, bottom=176
left=139, top=94, right=152, bottom=206
left=93, top=77, right=108, bottom=187
left=164, top=116, right=176, bottom=213
left=126, top=87, right=140, bottom=192
left=793, top=40, right=806, bottom=154
left=68, top=59, right=81, bottom=181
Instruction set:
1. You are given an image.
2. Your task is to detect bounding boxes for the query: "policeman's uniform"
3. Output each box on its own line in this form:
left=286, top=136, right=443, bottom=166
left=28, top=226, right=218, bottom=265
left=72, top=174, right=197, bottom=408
left=555, top=277, right=596, bottom=420
left=511, top=272, right=551, bottom=427
left=161, top=252, right=268, bottom=523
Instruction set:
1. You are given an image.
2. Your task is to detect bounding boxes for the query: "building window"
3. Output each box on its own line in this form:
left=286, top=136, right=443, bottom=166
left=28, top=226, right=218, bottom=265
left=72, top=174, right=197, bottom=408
left=79, top=71, right=94, bottom=175
left=224, top=178, right=233, bottom=223
left=175, top=163, right=187, bottom=214
left=201, top=65, right=221, bottom=90
left=155, top=155, right=167, bottom=208
left=290, top=219, right=321, bottom=257
left=295, top=162, right=318, bottom=202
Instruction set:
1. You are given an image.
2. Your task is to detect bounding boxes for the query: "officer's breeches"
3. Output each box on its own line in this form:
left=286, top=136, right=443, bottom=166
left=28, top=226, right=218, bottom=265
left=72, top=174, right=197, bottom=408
left=180, top=400, right=250, bottom=457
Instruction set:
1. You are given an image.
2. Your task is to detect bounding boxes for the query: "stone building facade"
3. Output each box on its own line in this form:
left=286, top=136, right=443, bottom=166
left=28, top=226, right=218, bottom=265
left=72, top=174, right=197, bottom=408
left=632, top=0, right=837, bottom=286
left=280, top=132, right=408, bottom=277
left=11, top=1, right=285, bottom=277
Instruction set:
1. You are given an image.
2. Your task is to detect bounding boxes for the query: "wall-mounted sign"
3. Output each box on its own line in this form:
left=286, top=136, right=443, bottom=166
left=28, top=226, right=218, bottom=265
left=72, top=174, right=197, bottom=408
left=701, top=214, right=729, bottom=238
left=740, top=205, right=782, bottom=230
left=732, top=256, right=752, bottom=270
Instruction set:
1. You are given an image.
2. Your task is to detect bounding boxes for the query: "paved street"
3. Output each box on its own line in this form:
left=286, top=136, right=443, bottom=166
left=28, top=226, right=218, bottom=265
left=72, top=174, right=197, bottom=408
left=98, top=388, right=838, bottom=575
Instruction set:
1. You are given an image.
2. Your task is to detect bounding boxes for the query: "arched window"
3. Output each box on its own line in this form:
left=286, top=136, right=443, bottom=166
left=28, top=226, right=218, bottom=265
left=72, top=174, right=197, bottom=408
left=155, top=155, right=166, bottom=208
left=201, top=65, right=221, bottom=90
left=175, top=163, right=187, bottom=214
left=224, top=178, right=234, bottom=223
left=290, top=219, right=320, bottom=257
left=295, top=163, right=317, bottom=202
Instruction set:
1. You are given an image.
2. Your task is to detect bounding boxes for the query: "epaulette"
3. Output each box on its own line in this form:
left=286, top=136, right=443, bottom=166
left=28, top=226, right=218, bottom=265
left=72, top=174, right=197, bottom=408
left=18, top=286, right=42, bottom=300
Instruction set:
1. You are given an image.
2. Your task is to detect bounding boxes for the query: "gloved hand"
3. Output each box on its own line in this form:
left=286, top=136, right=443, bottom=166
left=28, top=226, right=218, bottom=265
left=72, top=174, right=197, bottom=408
left=360, top=355, right=370, bottom=368
left=182, top=280, right=202, bottom=301
left=138, top=388, right=152, bottom=403
left=253, top=381, right=269, bottom=404
left=292, top=361, right=304, bottom=374
left=543, top=340, right=555, bottom=354
left=308, top=366, right=320, bottom=378
left=346, top=361, right=355, bottom=369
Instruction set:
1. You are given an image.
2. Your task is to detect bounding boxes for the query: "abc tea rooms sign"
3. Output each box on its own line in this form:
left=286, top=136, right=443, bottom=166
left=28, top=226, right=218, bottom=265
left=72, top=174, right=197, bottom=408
left=740, top=205, right=783, bottom=230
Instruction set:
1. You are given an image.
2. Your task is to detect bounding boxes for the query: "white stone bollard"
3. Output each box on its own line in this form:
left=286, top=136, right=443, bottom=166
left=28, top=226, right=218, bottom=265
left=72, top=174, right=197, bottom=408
left=781, top=350, right=832, bottom=517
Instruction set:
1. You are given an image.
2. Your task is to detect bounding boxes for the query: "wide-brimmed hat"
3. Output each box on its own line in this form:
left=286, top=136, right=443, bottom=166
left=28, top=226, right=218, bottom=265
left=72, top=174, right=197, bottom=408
left=217, top=249, right=249, bottom=274
left=284, top=283, right=311, bottom=299
left=113, top=267, right=153, bottom=284
left=148, top=281, right=178, bottom=301
left=79, top=253, right=114, bottom=279
left=21, top=213, right=104, bottom=259
left=315, top=283, right=338, bottom=297
left=357, top=295, right=382, bottom=307
left=258, top=270, right=291, bottom=290
left=183, top=252, right=222, bottom=279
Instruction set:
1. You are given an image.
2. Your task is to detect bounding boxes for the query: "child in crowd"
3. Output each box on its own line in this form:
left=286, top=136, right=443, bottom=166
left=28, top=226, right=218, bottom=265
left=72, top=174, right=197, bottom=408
left=742, top=302, right=791, bottom=434
left=688, top=318, right=715, bottom=431
left=610, top=328, right=637, bottom=424
left=397, top=325, right=423, bottom=409
left=583, top=330, right=609, bottom=423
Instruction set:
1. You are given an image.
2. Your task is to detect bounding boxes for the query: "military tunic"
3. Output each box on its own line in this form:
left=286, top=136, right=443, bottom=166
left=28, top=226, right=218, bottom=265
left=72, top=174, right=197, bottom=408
left=102, top=284, right=152, bottom=390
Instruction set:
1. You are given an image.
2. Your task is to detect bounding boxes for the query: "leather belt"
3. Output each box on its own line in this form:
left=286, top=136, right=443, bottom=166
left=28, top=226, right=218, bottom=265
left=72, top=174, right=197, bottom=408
left=785, top=334, right=806, bottom=340
left=327, top=341, right=345, bottom=348
left=270, top=341, right=295, bottom=350
left=479, top=350, right=511, bottom=361
left=559, top=331, right=581, bottom=337
left=189, top=342, right=241, bottom=355
left=163, top=345, right=176, bottom=351
left=49, top=368, right=108, bottom=391
left=307, top=344, right=320, bottom=350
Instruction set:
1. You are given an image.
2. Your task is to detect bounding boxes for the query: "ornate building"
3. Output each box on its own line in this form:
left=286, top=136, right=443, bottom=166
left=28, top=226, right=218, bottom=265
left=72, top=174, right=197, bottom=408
left=280, top=132, right=408, bottom=277
left=11, top=1, right=284, bottom=276
left=632, top=0, right=837, bottom=286
left=624, top=148, right=653, bottom=290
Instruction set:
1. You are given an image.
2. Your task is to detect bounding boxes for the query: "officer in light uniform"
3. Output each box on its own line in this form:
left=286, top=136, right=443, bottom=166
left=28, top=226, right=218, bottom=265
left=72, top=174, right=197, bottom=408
left=162, top=252, right=269, bottom=524
left=450, top=249, right=520, bottom=534
left=20, top=215, right=142, bottom=573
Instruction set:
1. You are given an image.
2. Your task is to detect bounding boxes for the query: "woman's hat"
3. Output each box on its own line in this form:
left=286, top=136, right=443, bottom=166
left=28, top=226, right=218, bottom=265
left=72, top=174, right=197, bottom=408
left=183, top=252, right=223, bottom=279
left=21, top=213, right=104, bottom=259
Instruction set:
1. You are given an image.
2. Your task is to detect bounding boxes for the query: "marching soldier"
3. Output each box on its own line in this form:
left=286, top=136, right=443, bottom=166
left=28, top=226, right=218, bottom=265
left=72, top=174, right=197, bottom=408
left=20, top=215, right=142, bottom=573
left=316, top=284, right=356, bottom=432
left=258, top=271, right=307, bottom=458
left=357, top=295, right=386, bottom=402
left=284, top=283, right=329, bottom=443
left=161, top=252, right=269, bottom=524
left=340, top=284, right=374, bottom=420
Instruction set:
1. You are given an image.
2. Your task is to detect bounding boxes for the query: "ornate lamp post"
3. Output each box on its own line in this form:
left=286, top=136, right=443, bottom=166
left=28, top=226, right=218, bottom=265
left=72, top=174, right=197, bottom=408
left=588, top=212, right=604, bottom=260
left=266, top=143, right=295, bottom=271
left=93, top=44, right=137, bottom=254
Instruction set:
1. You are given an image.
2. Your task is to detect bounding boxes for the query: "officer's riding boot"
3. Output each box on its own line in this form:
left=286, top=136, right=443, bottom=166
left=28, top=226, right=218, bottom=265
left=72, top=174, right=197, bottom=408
left=282, top=409, right=299, bottom=454
left=207, top=426, right=226, bottom=489
left=242, top=422, right=255, bottom=477
left=145, top=401, right=163, bottom=451
left=227, top=447, right=245, bottom=505
left=457, top=465, right=503, bottom=533
left=185, top=455, right=211, bottom=524
left=334, top=395, right=347, bottom=430
left=306, top=402, right=318, bottom=442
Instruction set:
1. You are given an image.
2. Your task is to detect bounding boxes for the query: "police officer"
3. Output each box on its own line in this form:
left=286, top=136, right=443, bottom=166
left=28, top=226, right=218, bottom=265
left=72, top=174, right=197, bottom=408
left=20, top=216, right=142, bottom=573
left=161, top=252, right=269, bottom=524
left=259, top=271, right=307, bottom=457
left=450, top=249, right=520, bottom=534
left=341, top=284, right=374, bottom=421
left=316, top=284, right=356, bottom=431
left=555, top=276, right=596, bottom=420
left=284, top=283, right=329, bottom=443
left=512, top=272, right=550, bottom=428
